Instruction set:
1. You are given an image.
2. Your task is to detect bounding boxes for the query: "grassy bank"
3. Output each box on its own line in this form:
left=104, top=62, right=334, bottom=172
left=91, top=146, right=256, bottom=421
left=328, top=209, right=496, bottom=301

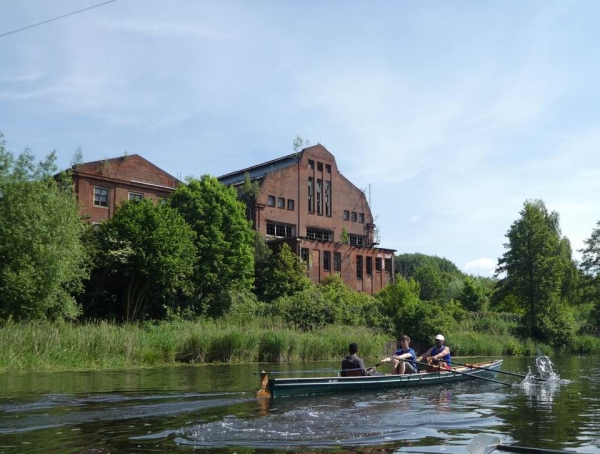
left=0, top=320, right=389, bottom=371
left=1, top=319, right=599, bottom=371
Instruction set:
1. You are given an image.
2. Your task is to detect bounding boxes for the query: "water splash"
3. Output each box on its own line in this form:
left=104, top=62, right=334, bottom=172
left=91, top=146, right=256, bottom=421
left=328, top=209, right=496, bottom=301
left=535, top=356, right=559, bottom=381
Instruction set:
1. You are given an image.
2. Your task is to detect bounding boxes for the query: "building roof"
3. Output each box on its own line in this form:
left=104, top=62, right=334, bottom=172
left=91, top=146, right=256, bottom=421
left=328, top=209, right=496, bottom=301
left=217, top=151, right=302, bottom=186
left=71, top=154, right=180, bottom=188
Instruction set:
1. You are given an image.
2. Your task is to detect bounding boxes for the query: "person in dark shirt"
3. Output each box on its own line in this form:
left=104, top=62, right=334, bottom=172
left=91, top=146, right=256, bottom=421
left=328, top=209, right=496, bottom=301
left=341, top=343, right=377, bottom=376
left=391, top=335, right=418, bottom=374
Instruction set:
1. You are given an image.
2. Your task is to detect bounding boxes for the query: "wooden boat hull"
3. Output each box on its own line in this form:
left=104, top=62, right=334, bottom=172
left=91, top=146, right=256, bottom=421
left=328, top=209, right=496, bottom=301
left=264, top=360, right=503, bottom=398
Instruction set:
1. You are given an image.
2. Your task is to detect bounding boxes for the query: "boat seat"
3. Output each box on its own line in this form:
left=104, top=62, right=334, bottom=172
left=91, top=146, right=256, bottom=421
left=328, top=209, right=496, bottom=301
left=341, top=369, right=363, bottom=377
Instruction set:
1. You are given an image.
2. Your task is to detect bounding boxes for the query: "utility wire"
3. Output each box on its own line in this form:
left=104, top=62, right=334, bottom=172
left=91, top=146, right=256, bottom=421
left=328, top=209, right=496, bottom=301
left=0, top=0, right=117, bottom=39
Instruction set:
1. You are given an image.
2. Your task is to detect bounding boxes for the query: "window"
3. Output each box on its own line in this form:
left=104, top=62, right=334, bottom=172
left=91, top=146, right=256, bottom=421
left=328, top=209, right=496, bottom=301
left=278, top=197, right=285, bottom=209
left=334, top=252, right=341, bottom=272
left=323, top=251, right=331, bottom=271
left=359, top=213, right=364, bottom=223
left=94, top=187, right=109, bottom=207
left=343, top=210, right=349, bottom=221
left=351, top=212, right=357, bottom=222
left=349, top=236, right=364, bottom=247
left=375, top=257, right=382, bottom=272
left=317, top=162, right=323, bottom=171
left=308, top=177, right=314, bottom=213
left=287, top=199, right=295, bottom=210
left=306, top=228, right=332, bottom=241
left=301, top=248, right=309, bottom=262
left=129, top=192, right=143, bottom=201
left=316, top=179, right=322, bottom=215
left=158, top=197, right=168, bottom=205
left=366, top=257, right=372, bottom=275
left=267, top=195, right=275, bottom=207
left=308, top=159, right=315, bottom=170
left=266, top=222, right=295, bottom=237
left=325, top=181, right=331, bottom=217
left=326, top=164, right=331, bottom=174
left=356, top=255, right=363, bottom=279
left=385, top=258, right=393, bottom=274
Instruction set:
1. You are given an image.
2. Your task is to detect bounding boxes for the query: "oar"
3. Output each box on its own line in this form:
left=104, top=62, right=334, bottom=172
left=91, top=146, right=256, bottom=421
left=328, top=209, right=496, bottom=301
left=451, top=360, right=548, bottom=382
left=468, top=433, right=576, bottom=454
left=400, top=358, right=513, bottom=387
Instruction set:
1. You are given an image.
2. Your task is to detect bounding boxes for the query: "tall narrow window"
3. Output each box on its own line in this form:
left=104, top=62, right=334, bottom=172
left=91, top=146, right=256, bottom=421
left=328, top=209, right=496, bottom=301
left=94, top=187, right=109, bottom=207
left=385, top=258, right=392, bottom=274
left=356, top=255, right=363, bottom=279
left=359, top=213, right=364, bottom=223
left=287, top=199, right=295, bottom=210
left=323, top=251, right=331, bottom=271
left=351, top=212, right=357, bottom=222
left=267, top=195, right=275, bottom=207
left=301, top=248, right=310, bottom=263
left=343, top=210, right=349, bottom=221
left=316, top=179, right=322, bottom=215
left=277, top=197, right=285, bottom=209
left=308, top=177, right=314, bottom=213
left=366, top=257, right=372, bottom=275
left=325, top=180, right=331, bottom=217
left=308, top=160, right=315, bottom=170
left=375, top=257, right=382, bottom=272
left=326, top=164, right=331, bottom=173
left=334, top=252, right=341, bottom=272
left=317, top=162, right=323, bottom=171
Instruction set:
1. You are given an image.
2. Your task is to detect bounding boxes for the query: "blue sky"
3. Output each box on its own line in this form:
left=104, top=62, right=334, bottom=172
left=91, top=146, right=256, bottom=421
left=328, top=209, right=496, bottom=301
left=2, top=1, right=599, bottom=276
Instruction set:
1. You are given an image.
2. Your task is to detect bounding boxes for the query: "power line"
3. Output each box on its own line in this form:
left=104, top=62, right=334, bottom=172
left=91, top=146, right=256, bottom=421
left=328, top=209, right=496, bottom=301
left=0, top=0, right=117, bottom=39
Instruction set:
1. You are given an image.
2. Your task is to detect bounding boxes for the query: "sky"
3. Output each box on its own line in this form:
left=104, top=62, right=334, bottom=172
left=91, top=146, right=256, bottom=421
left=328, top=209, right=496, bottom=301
left=1, top=1, right=600, bottom=277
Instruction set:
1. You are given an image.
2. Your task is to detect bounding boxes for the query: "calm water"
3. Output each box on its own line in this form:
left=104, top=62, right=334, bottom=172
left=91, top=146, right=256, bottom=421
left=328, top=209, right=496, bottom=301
left=0, top=356, right=598, bottom=453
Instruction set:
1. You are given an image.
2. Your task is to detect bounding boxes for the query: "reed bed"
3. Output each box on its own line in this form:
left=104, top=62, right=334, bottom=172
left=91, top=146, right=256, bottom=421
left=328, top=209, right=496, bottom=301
left=0, top=320, right=388, bottom=371
left=0, top=319, right=597, bottom=371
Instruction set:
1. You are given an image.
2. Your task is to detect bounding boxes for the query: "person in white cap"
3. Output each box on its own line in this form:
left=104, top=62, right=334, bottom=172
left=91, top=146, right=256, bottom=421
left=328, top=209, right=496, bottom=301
left=418, top=334, right=451, bottom=371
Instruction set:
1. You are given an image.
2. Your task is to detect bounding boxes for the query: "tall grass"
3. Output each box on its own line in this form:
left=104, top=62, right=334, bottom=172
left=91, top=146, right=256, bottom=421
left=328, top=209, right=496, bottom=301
left=0, top=318, right=597, bottom=371
left=0, top=320, right=388, bottom=371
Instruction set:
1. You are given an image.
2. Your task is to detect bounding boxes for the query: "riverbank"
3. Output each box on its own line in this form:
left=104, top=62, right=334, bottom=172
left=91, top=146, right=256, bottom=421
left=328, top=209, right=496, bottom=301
left=1, top=320, right=599, bottom=371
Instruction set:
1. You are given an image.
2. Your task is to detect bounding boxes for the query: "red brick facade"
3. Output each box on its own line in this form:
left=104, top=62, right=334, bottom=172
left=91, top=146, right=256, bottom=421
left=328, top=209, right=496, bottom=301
left=70, top=155, right=178, bottom=223
left=219, top=144, right=395, bottom=293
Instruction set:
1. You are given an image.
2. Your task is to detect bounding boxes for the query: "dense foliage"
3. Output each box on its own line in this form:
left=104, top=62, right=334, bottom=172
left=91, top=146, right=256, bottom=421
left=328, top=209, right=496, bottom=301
left=170, top=175, right=255, bottom=316
left=83, top=199, right=196, bottom=321
left=0, top=135, right=88, bottom=320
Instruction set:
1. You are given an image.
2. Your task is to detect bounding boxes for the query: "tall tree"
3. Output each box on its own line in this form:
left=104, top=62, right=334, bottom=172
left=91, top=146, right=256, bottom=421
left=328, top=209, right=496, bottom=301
left=0, top=134, right=88, bottom=320
left=580, top=221, right=600, bottom=329
left=170, top=175, right=255, bottom=316
left=495, top=200, right=575, bottom=344
left=86, top=199, right=196, bottom=321
left=257, top=243, right=311, bottom=302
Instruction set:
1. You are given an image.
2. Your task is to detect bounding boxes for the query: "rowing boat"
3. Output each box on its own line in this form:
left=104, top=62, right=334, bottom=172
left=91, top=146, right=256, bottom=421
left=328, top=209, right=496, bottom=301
left=256, top=359, right=504, bottom=398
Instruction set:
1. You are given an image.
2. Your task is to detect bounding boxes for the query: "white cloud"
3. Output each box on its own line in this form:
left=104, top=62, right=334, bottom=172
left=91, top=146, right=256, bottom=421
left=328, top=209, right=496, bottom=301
left=464, top=258, right=497, bottom=276
left=409, top=215, right=420, bottom=223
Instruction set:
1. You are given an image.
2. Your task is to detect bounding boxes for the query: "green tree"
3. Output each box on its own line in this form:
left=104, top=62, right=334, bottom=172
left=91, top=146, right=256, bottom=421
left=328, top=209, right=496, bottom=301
left=170, top=175, right=255, bottom=316
left=0, top=134, right=88, bottom=320
left=87, top=199, right=196, bottom=321
left=459, top=277, right=487, bottom=312
left=494, top=199, right=576, bottom=344
left=340, top=227, right=349, bottom=244
left=414, top=264, right=444, bottom=301
left=236, top=172, right=260, bottom=223
left=580, top=221, right=600, bottom=330
left=258, top=243, right=311, bottom=302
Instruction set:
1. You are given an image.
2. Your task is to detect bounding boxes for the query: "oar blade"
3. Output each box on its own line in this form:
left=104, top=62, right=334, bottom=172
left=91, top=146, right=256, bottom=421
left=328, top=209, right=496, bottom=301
left=468, top=434, right=501, bottom=454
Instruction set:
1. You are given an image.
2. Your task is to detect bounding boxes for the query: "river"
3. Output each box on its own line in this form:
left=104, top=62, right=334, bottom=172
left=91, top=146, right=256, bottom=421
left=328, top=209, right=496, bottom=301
left=0, top=356, right=598, bottom=453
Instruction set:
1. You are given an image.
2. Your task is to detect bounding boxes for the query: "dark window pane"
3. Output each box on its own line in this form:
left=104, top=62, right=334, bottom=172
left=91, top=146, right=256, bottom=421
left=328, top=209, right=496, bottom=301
left=356, top=255, right=363, bottom=279
left=287, top=199, right=294, bottom=210
left=323, top=251, right=331, bottom=271
left=267, top=195, right=275, bottom=207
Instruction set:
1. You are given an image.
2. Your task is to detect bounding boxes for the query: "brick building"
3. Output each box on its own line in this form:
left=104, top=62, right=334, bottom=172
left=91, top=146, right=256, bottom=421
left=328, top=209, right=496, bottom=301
left=219, top=144, right=395, bottom=293
left=70, top=154, right=179, bottom=223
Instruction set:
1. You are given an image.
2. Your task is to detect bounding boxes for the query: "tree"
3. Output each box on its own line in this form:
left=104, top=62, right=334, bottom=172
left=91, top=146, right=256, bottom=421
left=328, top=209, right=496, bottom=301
left=414, top=265, right=444, bottom=301
left=494, top=200, right=576, bottom=344
left=257, top=243, right=311, bottom=302
left=86, top=199, right=196, bottom=321
left=236, top=172, right=260, bottom=223
left=0, top=134, right=88, bottom=320
left=580, top=221, right=600, bottom=330
left=459, top=277, right=487, bottom=312
left=292, top=135, right=311, bottom=153
left=170, top=175, right=255, bottom=316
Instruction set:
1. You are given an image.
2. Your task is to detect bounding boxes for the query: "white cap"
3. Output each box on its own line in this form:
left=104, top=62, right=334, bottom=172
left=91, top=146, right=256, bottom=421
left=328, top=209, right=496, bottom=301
left=435, top=334, right=445, bottom=341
